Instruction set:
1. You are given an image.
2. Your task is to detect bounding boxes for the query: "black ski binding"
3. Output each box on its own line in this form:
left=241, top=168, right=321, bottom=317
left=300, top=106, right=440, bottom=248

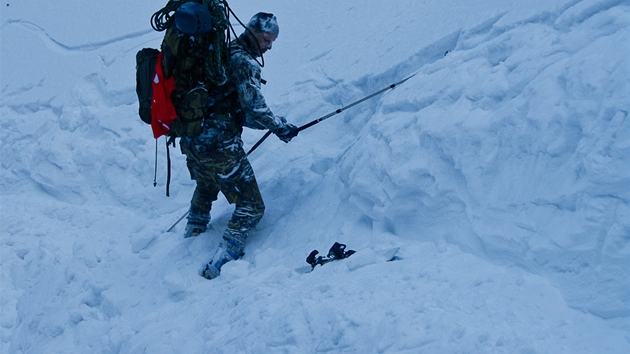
left=306, top=242, right=356, bottom=270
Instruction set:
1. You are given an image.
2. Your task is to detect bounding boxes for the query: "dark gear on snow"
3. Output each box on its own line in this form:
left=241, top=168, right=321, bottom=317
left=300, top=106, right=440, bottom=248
left=306, top=242, right=356, bottom=270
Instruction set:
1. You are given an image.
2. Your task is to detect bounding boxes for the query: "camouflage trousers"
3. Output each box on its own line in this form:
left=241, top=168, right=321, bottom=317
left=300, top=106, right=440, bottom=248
left=181, top=133, right=264, bottom=255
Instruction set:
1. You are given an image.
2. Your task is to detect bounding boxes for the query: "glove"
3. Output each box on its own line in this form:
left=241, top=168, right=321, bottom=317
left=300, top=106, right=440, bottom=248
left=273, top=123, right=299, bottom=143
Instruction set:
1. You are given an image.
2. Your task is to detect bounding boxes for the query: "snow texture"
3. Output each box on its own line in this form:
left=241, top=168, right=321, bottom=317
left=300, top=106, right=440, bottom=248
left=1, top=0, right=628, bottom=353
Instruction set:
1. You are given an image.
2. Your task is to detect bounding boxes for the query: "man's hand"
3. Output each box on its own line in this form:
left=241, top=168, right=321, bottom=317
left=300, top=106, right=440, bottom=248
left=273, top=123, right=299, bottom=143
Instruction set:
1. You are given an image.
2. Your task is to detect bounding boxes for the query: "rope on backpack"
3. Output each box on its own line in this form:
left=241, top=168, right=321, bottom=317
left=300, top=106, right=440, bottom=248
left=151, top=0, right=183, bottom=32
left=203, top=0, right=230, bottom=86
left=153, top=0, right=230, bottom=86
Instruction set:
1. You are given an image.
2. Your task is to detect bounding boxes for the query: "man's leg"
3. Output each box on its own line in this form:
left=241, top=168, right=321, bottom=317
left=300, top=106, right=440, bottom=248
left=185, top=179, right=220, bottom=237
left=181, top=139, right=220, bottom=237
left=219, top=157, right=265, bottom=255
left=201, top=158, right=264, bottom=279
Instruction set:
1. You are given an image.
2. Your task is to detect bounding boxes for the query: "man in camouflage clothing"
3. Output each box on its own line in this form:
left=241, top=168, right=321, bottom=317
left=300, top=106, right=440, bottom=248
left=177, top=12, right=298, bottom=279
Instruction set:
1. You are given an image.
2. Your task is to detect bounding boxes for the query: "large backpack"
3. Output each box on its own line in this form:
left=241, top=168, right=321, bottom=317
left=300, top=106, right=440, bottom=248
left=135, top=0, right=231, bottom=140
left=135, top=0, right=233, bottom=196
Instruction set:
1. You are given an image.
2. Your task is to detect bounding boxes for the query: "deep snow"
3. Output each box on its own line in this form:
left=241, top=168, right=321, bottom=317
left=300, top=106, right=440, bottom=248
left=1, top=0, right=629, bottom=353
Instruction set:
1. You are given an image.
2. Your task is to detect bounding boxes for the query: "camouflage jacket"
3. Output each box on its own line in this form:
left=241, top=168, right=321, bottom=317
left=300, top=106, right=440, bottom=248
left=227, top=34, right=286, bottom=132
left=181, top=35, right=286, bottom=161
left=188, top=34, right=286, bottom=145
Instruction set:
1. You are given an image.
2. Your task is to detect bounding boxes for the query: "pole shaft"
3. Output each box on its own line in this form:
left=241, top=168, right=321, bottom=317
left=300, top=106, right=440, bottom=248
left=167, top=210, right=189, bottom=232
left=246, top=73, right=416, bottom=155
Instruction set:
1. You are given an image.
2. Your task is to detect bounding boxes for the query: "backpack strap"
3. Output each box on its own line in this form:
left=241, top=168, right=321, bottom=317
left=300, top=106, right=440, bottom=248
left=166, top=137, right=172, bottom=197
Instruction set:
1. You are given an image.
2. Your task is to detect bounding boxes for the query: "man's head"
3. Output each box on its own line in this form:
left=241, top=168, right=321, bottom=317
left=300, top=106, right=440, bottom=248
left=246, top=12, right=279, bottom=55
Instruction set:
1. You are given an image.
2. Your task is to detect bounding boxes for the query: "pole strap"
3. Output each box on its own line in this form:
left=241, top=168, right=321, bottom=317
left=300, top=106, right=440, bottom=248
left=165, top=137, right=171, bottom=197
left=153, top=139, right=158, bottom=187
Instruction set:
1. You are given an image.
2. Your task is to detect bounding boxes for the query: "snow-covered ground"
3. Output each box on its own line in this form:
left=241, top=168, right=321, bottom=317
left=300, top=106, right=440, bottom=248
left=1, top=0, right=628, bottom=352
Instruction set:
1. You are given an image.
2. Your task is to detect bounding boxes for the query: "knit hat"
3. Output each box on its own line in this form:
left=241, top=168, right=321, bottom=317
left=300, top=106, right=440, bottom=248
left=247, top=12, right=279, bottom=37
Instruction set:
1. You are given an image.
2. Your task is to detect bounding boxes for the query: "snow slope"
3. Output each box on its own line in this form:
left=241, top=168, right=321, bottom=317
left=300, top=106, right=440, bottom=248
left=1, top=0, right=628, bottom=353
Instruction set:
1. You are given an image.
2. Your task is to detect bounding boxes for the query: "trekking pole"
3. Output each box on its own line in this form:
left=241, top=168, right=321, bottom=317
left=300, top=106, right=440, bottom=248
left=246, top=72, right=418, bottom=155
left=167, top=210, right=189, bottom=232
left=247, top=131, right=273, bottom=156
